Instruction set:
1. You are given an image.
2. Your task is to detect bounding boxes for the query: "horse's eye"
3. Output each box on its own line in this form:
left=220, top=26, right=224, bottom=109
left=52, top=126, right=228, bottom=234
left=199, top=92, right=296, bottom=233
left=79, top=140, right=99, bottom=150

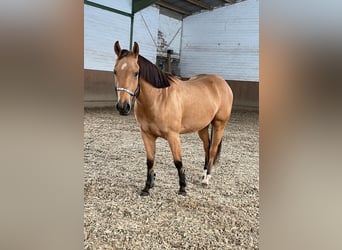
left=134, top=72, right=139, bottom=77
left=113, top=70, right=117, bottom=75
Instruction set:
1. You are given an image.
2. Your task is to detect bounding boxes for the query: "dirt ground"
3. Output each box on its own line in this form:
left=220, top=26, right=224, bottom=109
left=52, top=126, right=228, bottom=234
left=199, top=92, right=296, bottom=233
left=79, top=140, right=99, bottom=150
left=84, top=107, right=259, bottom=250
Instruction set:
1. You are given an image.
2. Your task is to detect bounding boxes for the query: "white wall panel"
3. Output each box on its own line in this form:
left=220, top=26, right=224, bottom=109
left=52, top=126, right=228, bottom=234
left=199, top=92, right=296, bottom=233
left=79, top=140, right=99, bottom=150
left=133, top=6, right=159, bottom=63
left=84, top=5, right=131, bottom=71
left=180, top=0, right=259, bottom=81
left=158, top=14, right=182, bottom=53
left=90, top=0, right=132, bottom=14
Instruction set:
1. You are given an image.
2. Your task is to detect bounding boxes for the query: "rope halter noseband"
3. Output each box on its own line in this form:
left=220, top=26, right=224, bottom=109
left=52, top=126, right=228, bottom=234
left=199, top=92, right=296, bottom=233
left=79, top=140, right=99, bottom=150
left=114, top=73, right=140, bottom=98
left=115, top=87, right=136, bottom=96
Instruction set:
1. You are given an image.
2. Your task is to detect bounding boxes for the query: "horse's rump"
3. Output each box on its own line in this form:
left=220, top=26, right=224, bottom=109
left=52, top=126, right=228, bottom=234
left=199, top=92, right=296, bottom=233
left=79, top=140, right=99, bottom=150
left=179, top=74, right=232, bottom=118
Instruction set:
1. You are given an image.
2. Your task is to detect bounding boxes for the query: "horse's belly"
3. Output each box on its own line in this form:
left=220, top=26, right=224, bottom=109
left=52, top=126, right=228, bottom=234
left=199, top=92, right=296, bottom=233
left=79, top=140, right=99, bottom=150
left=180, top=117, right=213, bottom=134
left=179, top=105, right=216, bottom=133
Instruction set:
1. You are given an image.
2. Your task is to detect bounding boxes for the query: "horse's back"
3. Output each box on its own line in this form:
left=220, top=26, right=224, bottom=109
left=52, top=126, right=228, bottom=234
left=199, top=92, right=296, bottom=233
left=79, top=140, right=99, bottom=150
left=186, top=74, right=229, bottom=90
left=183, top=74, right=233, bottom=105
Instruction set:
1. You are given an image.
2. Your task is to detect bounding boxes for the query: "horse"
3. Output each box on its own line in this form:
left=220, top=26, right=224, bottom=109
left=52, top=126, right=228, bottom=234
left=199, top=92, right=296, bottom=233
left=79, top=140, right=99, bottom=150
left=113, top=41, right=233, bottom=196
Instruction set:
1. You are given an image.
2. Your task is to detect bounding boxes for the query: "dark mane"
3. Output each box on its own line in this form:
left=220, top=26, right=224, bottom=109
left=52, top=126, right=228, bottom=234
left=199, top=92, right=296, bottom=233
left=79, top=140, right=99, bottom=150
left=118, top=49, right=172, bottom=88
left=138, top=55, right=172, bottom=88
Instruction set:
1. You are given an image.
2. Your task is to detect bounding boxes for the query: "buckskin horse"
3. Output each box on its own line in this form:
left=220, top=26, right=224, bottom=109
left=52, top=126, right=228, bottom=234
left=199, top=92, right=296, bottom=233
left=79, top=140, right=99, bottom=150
left=113, top=41, right=233, bottom=196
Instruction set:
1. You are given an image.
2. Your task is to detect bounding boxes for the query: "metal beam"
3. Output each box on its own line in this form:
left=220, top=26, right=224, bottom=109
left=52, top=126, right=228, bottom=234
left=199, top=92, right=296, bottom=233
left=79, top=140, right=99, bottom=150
left=185, top=0, right=211, bottom=10
left=156, top=1, right=191, bottom=16
left=84, top=0, right=132, bottom=17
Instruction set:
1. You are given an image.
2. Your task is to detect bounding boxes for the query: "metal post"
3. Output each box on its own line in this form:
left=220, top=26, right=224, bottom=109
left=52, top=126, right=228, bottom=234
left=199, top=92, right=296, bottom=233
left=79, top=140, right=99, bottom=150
left=130, top=14, right=134, bottom=50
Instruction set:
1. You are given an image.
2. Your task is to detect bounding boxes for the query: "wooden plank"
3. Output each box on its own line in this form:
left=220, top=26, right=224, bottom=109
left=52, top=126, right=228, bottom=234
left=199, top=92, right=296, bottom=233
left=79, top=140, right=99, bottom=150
left=185, top=0, right=211, bottom=10
left=156, top=1, right=191, bottom=16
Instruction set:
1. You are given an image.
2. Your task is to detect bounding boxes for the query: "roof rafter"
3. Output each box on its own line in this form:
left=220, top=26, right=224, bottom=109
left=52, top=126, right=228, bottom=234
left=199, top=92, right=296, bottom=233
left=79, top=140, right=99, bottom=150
left=157, top=1, right=191, bottom=16
left=185, top=0, right=211, bottom=10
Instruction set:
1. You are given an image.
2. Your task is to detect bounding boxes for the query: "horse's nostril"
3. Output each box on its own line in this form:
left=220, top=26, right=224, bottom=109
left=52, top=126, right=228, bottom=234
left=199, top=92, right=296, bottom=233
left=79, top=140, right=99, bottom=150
left=125, top=103, right=131, bottom=113
left=116, top=102, right=131, bottom=115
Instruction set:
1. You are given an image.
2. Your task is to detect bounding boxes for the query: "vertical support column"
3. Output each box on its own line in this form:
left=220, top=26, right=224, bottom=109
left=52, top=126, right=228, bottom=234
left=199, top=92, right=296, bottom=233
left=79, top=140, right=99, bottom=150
left=129, top=14, right=134, bottom=50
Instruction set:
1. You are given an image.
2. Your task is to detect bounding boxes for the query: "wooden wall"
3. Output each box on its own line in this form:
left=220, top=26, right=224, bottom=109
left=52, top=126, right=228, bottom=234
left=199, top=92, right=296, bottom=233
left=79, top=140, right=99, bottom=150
left=84, top=69, right=258, bottom=110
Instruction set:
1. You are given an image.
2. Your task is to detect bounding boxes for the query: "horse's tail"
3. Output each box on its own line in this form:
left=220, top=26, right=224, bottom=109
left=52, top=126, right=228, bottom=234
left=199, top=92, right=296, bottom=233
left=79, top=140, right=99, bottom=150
left=210, top=125, right=222, bottom=165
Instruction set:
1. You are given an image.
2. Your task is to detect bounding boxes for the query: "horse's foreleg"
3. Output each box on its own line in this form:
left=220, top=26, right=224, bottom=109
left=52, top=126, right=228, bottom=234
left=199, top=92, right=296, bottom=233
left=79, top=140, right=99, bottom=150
left=140, top=131, right=156, bottom=196
left=167, top=133, right=186, bottom=195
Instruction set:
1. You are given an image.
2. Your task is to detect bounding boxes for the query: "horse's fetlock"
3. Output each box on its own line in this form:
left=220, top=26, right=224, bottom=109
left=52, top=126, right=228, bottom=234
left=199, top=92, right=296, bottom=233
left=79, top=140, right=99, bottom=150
left=147, top=172, right=156, bottom=188
left=174, top=160, right=183, bottom=170
left=146, top=159, right=154, bottom=169
left=179, top=172, right=186, bottom=187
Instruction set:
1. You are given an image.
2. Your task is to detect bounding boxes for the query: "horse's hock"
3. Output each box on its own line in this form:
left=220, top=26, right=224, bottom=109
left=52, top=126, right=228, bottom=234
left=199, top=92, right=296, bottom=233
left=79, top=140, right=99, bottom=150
left=84, top=108, right=259, bottom=249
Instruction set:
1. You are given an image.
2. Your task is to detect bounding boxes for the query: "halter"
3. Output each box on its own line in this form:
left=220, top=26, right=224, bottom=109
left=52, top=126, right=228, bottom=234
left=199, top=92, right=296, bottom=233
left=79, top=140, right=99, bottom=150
left=115, top=74, right=140, bottom=98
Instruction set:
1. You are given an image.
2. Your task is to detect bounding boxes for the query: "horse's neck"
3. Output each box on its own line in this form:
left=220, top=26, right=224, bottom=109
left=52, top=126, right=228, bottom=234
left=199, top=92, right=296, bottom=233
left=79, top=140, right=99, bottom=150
left=136, top=79, right=161, bottom=107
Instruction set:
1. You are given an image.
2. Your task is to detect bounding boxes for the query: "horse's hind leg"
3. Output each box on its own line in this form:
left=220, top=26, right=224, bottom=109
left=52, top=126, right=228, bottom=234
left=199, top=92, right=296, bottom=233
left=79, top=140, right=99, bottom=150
left=198, top=126, right=210, bottom=181
left=140, top=131, right=157, bottom=196
left=202, top=121, right=226, bottom=185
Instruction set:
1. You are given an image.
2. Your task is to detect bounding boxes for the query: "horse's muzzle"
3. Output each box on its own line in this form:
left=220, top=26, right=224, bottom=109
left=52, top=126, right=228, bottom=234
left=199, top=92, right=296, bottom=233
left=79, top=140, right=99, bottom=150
left=116, top=102, right=131, bottom=115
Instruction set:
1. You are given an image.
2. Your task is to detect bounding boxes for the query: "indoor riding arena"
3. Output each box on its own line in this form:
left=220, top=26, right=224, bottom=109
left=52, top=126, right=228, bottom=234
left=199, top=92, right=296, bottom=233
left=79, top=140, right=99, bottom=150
left=84, top=0, right=259, bottom=249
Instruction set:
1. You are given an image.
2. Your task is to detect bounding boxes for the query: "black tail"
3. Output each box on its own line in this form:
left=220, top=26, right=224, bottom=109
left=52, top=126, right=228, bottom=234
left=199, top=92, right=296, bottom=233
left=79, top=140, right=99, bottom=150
left=210, top=125, right=223, bottom=165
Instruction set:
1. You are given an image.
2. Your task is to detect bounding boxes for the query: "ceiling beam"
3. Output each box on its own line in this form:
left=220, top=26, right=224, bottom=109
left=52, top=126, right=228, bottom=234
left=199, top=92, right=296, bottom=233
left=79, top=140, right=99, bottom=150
left=185, top=0, right=211, bottom=10
left=133, top=0, right=159, bottom=13
left=156, top=1, right=191, bottom=16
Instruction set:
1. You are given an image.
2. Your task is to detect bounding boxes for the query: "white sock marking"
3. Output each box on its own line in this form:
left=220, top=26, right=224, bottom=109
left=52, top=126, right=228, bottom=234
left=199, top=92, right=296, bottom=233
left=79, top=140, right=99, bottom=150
left=202, top=170, right=207, bottom=179
left=201, top=173, right=212, bottom=185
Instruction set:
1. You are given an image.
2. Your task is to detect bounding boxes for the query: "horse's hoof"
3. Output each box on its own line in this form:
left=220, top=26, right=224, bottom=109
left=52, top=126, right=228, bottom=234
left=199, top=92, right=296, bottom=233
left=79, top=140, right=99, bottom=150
left=178, top=190, right=187, bottom=196
left=201, top=174, right=211, bottom=186
left=140, top=190, right=150, bottom=196
left=201, top=179, right=209, bottom=185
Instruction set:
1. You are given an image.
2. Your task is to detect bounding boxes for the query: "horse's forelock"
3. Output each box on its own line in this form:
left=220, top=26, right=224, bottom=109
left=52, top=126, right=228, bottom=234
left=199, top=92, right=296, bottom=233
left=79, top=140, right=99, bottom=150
left=118, top=49, right=130, bottom=60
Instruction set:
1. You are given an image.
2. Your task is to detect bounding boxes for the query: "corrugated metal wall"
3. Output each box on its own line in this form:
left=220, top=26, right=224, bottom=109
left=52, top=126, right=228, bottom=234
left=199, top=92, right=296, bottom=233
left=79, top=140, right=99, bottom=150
left=133, top=6, right=159, bottom=63
left=84, top=2, right=159, bottom=71
left=158, top=14, right=182, bottom=54
left=84, top=5, right=131, bottom=71
left=180, top=0, right=259, bottom=81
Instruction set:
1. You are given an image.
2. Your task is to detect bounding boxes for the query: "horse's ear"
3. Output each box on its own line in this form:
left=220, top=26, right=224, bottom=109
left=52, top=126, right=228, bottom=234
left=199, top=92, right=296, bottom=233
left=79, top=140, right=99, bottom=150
left=114, top=41, right=121, bottom=56
left=133, top=42, right=139, bottom=58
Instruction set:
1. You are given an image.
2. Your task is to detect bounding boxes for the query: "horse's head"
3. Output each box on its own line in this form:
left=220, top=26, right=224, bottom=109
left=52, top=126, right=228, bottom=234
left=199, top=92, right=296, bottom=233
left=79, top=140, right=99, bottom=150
left=113, top=41, right=140, bottom=115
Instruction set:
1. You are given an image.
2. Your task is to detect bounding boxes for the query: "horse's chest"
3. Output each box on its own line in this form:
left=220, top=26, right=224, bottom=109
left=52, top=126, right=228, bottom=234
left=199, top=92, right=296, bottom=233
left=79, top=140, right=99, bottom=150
left=135, top=109, right=174, bottom=137
left=137, top=118, right=166, bottom=137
